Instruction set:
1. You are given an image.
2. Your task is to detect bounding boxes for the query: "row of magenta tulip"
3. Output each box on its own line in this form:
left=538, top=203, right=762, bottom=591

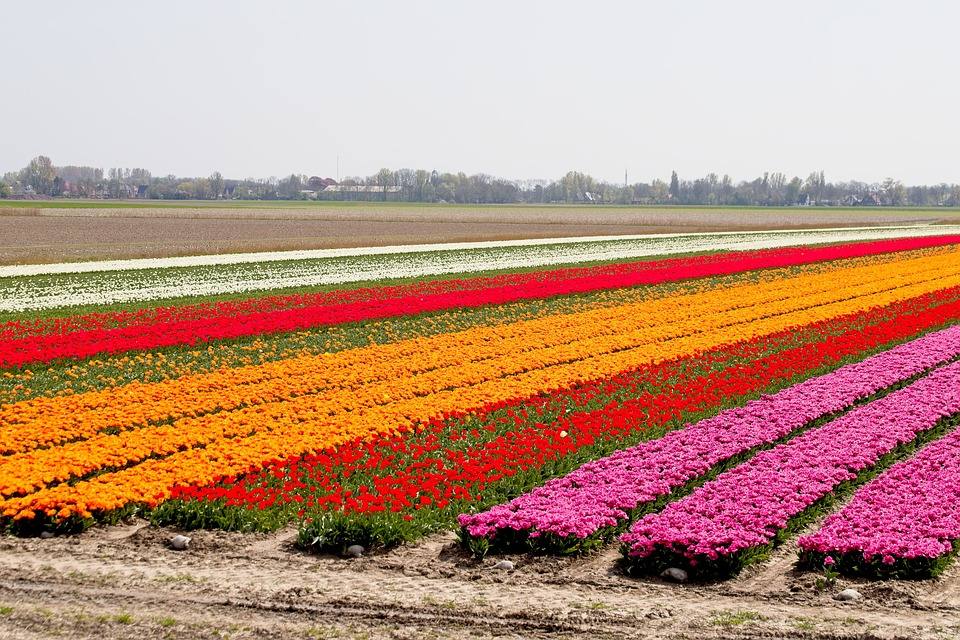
left=458, top=326, right=960, bottom=562
left=797, top=424, right=960, bottom=579
left=619, top=359, right=960, bottom=579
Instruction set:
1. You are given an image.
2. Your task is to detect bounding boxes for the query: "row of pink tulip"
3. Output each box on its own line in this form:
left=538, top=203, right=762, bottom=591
left=797, top=423, right=960, bottom=578
left=619, top=359, right=960, bottom=578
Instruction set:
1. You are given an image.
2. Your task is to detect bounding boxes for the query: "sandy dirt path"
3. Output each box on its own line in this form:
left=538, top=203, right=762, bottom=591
left=1, top=521, right=958, bottom=639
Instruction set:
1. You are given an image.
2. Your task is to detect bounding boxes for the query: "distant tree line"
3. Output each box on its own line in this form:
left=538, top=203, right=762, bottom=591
left=3, top=156, right=960, bottom=207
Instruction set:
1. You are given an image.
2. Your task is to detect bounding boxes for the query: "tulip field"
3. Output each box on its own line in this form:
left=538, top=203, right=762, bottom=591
left=4, top=224, right=960, bottom=583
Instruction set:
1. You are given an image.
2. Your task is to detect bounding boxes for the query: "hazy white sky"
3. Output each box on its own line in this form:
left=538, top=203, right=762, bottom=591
left=3, top=0, right=958, bottom=184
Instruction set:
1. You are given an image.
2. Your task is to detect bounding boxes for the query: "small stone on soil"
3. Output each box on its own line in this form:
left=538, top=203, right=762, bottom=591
left=346, top=544, right=365, bottom=558
left=39, top=531, right=55, bottom=539
left=660, top=567, right=688, bottom=583
left=835, top=588, right=862, bottom=602
left=169, top=535, right=191, bottom=551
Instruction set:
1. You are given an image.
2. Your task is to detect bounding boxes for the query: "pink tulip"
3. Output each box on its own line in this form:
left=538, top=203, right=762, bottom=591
left=620, top=358, right=960, bottom=575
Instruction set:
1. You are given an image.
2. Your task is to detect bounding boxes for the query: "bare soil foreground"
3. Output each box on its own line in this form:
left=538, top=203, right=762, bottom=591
left=2, top=203, right=958, bottom=264
left=1, top=522, right=958, bottom=639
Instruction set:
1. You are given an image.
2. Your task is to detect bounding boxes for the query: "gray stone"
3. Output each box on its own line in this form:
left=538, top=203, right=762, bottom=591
left=492, top=560, right=514, bottom=571
left=835, top=588, right=862, bottom=602
left=660, top=567, right=689, bottom=583
left=39, top=531, right=55, bottom=539
left=345, top=544, right=365, bottom=558
left=169, top=534, right=191, bottom=551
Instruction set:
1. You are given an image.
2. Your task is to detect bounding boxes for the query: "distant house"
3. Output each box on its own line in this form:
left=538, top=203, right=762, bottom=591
left=840, top=193, right=883, bottom=206
left=307, top=176, right=337, bottom=190
left=9, top=185, right=40, bottom=199
left=321, top=185, right=401, bottom=193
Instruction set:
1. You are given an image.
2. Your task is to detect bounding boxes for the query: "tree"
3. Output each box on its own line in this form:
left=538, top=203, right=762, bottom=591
left=276, top=174, right=302, bottom=199
left=0, top=181, right=9, bottom=198
left=532, top=183, right=544, bottom=203
left=107, top=168, right=123, bottom=198
left=193, top=177, right=210, bottom=199
left=803, top=170, right=826, bottom=204
left=414, top=169, right=430, bottom=200
left=907, top=186, right=925, bottom=206
left=395, top=168, right=418, bottom=201
left=649, top=179, right=669, bottom=202
left=375, top=168, right=394, bottom=201
left=719, top=174, right=734, bottom=204
left=881, top=178, right=906, bottom=206
left=129, top=168, right=151, bottom=183
left=669, top=171, right=680, bottom=201
left=22, top=155, right=56, bottom=195
left=785, top=176, right=802, bottom=205
left=209, top=172, right=225, bottom=199
left=948, top=185, right=960, bottom=207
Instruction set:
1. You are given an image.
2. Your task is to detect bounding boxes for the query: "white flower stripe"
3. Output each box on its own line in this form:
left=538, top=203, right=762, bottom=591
left=2, top=225, right=958, bottom=313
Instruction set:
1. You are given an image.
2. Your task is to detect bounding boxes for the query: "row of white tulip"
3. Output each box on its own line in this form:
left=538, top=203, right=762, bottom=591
left=1, top=225, right=957, bottom=313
